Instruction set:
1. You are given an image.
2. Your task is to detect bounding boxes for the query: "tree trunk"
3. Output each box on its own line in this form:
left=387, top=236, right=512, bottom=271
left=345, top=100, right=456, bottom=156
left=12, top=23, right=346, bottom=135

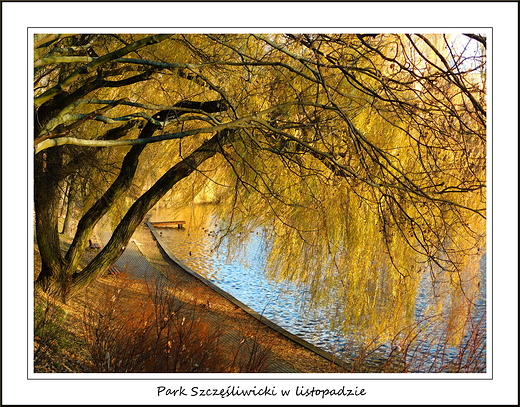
left=61, top=174, right=79, bottom=236
left=34, top=150, right=66, bottom=295
left=34, top=96, right=230, bottom=299
left=69, top=129, right=235, bottom=295
left=59, top=177, right=70, bottom=219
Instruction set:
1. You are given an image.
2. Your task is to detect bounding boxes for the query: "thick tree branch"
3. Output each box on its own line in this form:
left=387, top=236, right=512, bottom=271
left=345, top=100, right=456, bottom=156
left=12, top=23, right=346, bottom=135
left=35, top=98, right=129, bottom=144
left=60, top=119, right=159, bottom=277
left=56, top=98, right=230, bottom=280
left=34, top=101, right=318, bottom=154
left=34, top=56, right=93, bottom=68
left=59, top=120, right=140, bottom=181
left=70, top=128, right=236, bottom=291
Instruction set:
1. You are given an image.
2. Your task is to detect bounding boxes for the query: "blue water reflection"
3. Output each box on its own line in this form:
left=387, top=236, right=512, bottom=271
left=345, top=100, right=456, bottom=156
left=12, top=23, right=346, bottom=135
left=151, top=209, right=486, bottom=372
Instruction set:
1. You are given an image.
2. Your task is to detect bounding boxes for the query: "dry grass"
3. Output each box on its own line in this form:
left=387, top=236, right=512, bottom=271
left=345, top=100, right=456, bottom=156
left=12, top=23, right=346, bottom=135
left=81, top=274, right=271, bottom=373
left=34, top=272, right=273, bottom=373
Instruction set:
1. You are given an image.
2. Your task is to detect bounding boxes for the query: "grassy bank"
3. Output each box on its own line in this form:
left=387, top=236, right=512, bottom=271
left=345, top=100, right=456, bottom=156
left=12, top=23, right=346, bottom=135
left=32, top=225, right=345, bottom=373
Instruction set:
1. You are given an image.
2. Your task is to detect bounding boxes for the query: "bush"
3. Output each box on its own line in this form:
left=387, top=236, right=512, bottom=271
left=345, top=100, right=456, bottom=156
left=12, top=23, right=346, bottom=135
left=82, top=275, right=270, bottom=373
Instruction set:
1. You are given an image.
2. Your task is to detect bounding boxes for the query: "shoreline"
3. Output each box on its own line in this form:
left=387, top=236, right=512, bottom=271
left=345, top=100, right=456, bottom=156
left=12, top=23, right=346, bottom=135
left=125, top=221, right=348, bottom=373
left=143, top=220, right=350, bottom=369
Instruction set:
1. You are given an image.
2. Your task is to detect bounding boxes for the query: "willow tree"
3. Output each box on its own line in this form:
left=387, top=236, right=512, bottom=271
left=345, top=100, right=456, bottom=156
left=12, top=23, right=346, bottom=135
left=34, top=33, right=486, bottom=348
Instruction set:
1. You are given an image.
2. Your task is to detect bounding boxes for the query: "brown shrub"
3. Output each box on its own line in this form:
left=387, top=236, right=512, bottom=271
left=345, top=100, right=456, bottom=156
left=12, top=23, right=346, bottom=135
left=82, top=274, right=270, bottom=373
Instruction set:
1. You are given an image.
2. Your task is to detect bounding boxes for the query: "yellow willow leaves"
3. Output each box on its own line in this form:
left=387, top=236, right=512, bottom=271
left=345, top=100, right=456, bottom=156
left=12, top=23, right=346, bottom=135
left=60, top=33, right=484, bottom=346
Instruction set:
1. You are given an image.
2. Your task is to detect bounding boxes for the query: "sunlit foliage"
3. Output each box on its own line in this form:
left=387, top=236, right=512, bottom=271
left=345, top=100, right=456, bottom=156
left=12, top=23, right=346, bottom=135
left=34, top=33, right=486, bottom=350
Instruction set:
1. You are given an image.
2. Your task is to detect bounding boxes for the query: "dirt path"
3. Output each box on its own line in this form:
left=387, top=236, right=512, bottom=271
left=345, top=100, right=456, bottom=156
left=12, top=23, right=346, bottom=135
left=104, top=222, right=347, bottom=373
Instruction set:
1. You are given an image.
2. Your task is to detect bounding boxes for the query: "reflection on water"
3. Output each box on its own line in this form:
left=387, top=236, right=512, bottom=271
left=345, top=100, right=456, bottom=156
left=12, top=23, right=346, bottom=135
left=149, top=205, right=486, bottom=372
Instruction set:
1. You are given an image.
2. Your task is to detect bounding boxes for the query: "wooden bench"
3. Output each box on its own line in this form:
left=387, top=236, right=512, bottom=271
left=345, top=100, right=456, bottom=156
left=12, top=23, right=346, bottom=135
left=107, top=265, right=123, bottom=275
left=150, top=220, right=186, bottom=229
left=89, top=236, right=102, bottom=249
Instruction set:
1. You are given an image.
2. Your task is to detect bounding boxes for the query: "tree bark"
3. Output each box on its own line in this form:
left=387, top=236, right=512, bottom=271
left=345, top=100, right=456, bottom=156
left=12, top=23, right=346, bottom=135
left=34, top=150, right=65, bottom=294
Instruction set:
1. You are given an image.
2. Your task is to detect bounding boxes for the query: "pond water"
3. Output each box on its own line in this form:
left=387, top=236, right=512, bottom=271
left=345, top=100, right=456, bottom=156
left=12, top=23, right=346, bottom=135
left=149, top=205, right=486, bottom=372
